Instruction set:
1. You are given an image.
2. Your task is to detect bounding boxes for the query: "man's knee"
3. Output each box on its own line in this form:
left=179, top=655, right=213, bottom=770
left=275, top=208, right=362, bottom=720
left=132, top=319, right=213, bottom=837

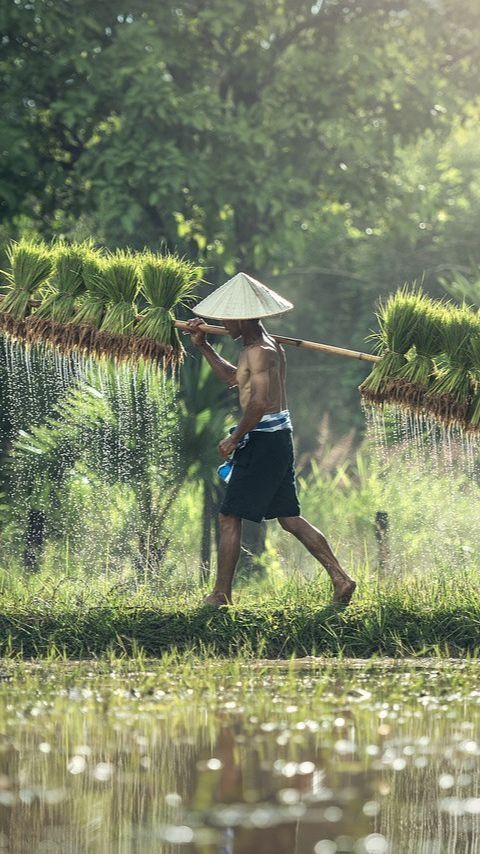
left=219, top=512, right=241, bottom=532
left=278, top=515, right=302, bottom=534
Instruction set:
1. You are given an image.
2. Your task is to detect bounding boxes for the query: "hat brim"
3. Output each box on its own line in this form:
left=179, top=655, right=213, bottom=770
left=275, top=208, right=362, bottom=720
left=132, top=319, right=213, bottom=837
left=192, top=305, right=293, bottom=320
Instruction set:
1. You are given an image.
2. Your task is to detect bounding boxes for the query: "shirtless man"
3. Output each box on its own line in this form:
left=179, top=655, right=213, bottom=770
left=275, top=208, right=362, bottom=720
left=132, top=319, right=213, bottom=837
left=186, top=315, right=357, bottom=608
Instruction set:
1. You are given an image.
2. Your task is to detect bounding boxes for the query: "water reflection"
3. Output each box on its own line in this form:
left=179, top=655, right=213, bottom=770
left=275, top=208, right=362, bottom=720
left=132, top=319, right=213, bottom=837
left=0, top=660, right=478, bottom=852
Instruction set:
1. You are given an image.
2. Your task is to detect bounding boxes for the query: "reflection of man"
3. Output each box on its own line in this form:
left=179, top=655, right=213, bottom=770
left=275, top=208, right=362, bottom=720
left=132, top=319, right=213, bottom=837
left=187, top=273, right=356, bottom=609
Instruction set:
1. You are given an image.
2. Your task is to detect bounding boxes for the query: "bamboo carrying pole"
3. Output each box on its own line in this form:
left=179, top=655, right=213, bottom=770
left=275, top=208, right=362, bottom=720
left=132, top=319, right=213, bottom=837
left=174, top=320, right=380, bottom=364
left=0, top=294, right=379, bottom=364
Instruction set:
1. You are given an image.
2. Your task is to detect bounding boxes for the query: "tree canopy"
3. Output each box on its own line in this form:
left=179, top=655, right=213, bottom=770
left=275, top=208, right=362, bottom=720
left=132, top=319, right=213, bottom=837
left=1, top=0, right=480, bottom=441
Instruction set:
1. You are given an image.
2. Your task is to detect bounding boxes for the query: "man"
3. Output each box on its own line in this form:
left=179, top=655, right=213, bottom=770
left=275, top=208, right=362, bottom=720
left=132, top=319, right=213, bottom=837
left=186, top=272, right=356, bottom=608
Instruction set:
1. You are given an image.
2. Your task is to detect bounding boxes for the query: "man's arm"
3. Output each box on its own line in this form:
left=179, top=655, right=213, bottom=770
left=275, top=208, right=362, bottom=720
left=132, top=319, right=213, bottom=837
left=186, top=319, right=237, bottom=386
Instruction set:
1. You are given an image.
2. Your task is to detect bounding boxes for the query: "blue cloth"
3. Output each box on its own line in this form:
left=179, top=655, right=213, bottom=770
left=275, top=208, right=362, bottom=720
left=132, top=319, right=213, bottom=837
left=217, top=409, right=292, bottom=483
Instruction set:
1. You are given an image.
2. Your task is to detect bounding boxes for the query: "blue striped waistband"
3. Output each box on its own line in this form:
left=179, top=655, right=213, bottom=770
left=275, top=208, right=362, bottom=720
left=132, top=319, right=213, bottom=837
left=217, top=410, right=292, bottom=483
left=250, top=409, right=292, bottom=432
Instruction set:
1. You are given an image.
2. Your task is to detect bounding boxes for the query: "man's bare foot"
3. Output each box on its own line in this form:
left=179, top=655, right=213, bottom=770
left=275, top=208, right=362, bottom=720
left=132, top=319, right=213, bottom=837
left=202, top=591, right=231, bottom=608
left=332, top=578, right=356, bottom=606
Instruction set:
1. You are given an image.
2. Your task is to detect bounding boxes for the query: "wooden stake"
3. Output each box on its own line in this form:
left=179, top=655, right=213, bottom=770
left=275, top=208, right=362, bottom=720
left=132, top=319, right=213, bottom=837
left=174, top=320, right=380, bottom=364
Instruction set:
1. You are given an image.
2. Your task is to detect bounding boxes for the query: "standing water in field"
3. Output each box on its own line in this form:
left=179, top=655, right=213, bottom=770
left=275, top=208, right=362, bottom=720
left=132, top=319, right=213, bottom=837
left=361, top=401, right=480, bottom=575
left=0, top=658, right=479, bottom=854
left=0, top=334, right=179, bottom=578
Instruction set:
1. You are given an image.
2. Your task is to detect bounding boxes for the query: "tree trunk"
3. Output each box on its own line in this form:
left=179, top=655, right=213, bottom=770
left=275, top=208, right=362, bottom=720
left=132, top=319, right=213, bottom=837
left=238, top=519, right=267, bottom=578
left=24, top=509, right=46, bottom=572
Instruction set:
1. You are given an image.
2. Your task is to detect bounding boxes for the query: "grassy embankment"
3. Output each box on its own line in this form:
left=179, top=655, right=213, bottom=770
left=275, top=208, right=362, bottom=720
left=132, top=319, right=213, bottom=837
left=1, top=432, right=478, bottom=659
left=0, top=559, right=478, bottom=658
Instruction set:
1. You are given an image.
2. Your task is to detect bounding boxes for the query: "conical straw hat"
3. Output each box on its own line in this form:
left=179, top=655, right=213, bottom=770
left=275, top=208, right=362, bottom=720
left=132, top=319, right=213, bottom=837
left=193, top=272, right=294, bottom=320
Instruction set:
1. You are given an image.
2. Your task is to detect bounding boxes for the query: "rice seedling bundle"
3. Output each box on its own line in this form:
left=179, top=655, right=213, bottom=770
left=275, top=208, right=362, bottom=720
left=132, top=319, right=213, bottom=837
left=1, top=236, right=479, bottom=432
left=69, top=248, right=109, bottom=352
left=97, top=249, right=139, bottom=333
left=25, top=241, right=86, bottom=348
left=0, top=239, right=202, bottom=367
left=393, top=296, right=444, bottom=408
left=134, top=251, right=202, bottom=363
left=359, top=287, right=425, bottom=403
left=426, top=305, right=480, bottom=426
left=0, top=238, right=53, bottom=339
left=90, top=249, right=141, bottom=362
left=467, top=330, right=480, bottom=429
left=360, top=287, right=480, bottom=431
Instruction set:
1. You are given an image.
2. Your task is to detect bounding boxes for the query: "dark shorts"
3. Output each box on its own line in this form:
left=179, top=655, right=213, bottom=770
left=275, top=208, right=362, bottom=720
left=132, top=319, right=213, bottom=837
left=220, top=430, right=301, bottom=523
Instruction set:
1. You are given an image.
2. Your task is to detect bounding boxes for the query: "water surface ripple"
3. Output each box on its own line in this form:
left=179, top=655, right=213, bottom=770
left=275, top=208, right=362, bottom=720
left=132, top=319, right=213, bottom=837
left=0, top=658, right=478, bottom=853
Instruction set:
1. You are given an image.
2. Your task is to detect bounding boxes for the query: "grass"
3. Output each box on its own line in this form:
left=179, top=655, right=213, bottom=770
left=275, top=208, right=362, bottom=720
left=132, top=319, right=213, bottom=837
left=1, top=430, right=477, bottom=661
left=0, top=561, right=479, bottom=659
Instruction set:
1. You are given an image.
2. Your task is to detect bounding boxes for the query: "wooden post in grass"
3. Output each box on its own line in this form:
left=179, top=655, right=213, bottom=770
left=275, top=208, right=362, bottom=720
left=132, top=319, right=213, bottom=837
left=375, top=510, right=390, bottom=574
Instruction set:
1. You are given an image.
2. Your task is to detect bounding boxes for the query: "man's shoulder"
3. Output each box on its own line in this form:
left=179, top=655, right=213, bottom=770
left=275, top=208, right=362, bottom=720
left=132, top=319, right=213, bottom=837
left=244, top=342, right=277, bottom=367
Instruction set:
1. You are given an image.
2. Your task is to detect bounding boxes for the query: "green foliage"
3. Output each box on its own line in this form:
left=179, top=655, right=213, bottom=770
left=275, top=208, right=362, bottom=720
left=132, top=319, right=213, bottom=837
left=2, top=355, right=180, bottom=572
left=2, top=1, right=480, bottom=444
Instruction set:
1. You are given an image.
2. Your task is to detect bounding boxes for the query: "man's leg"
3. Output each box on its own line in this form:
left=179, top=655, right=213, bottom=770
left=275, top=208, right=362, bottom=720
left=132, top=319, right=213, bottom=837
left=203, top=513, right=242, bottom=606
left=278, top=515, right=356, bottom=605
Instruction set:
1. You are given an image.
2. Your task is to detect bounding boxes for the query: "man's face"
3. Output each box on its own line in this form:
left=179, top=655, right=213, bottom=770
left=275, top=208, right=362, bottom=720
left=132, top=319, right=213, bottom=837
left=223, top=320, right=242, bottom=340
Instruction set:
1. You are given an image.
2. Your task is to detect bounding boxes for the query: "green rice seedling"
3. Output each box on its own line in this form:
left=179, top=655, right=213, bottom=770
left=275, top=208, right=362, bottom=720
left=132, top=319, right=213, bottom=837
left=94, top=249, right=140, bottom=361
left=0, top=238, right=53, bottom=339
left=134, top=250, right=202, bottom=364
left=70, top=248, right=108, bottom=352
left=25, top=240, right=87, bottom=348
left=427, top=304, right=478, bottom=425
left=30, top=241, right=85, bottom=321
left=465, top=318, right=480, bottom=429
left=359, top=286, right=424, bottom=403
left=395, top=295, right=444, bottom=408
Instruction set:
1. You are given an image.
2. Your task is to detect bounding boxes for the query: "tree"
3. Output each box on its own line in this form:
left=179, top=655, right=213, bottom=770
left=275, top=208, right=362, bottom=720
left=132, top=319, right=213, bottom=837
left=3, top=0, right=479, bottom=258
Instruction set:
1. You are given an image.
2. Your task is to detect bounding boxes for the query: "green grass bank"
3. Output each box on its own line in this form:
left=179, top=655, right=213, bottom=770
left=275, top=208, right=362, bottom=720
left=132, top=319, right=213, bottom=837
left=1, top=568, right=479, bottom=658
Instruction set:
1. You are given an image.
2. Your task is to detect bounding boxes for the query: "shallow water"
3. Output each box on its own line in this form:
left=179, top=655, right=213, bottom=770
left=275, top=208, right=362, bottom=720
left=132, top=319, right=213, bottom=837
left=0, top=659, right=479, bottom=853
